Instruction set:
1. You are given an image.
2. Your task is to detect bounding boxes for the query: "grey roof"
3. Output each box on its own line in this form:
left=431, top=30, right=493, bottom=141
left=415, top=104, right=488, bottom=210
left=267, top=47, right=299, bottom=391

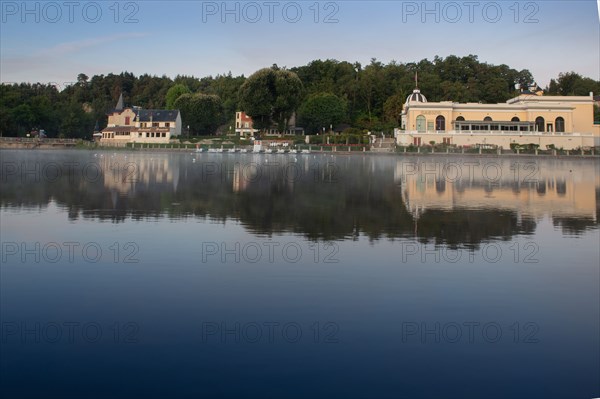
left=406, top=89, right=427, bottom=104
left=134, top=109, right=180, bottom=122
left=115, top=93, right=124, bottom=111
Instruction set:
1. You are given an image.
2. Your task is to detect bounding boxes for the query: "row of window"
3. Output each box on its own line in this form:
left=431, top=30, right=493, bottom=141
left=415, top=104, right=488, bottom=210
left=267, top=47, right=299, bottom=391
left=102, top=132, right=168, bottom=139
left=123, top=117, right=170, bottom=128
left=416, top=115, right=566, bottom=132
left=139, top=132, right=168, bottom=138
left=140, top=122, right=169, bottom=128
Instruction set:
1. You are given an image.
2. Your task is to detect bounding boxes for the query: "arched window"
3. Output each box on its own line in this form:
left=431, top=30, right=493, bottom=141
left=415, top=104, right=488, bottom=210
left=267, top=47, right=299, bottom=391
left=456, top=116, right=465, bottom=121
left=511, top=117, right=520, bottom=122
left=535, top=116, right=545, bottom=132
left=416, top=115, right=426, bottom=132
left=435, top=115, right=446, bottom=131
left=484, top=116, right=493, bottom=121
left=555, top=117, right=565, bottom=132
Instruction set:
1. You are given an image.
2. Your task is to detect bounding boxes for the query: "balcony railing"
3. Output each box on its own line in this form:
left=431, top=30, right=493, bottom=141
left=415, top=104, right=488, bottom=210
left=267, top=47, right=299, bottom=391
left=402, top=130, right=578, bottom=136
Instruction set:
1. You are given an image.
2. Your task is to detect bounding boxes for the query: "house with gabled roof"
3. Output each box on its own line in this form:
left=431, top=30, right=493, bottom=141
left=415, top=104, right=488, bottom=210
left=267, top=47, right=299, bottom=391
left=100, top=93, right=182, bottom=144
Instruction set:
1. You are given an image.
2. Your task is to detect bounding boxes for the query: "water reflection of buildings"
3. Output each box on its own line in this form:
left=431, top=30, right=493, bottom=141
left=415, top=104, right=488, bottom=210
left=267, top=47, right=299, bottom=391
left=395, top=159, right=598, bottom=221
left=99, top=155, right=179, bottom=195
left=232, top=162, right=249, bottom=193
left=232, top=156, right=302, bottom=193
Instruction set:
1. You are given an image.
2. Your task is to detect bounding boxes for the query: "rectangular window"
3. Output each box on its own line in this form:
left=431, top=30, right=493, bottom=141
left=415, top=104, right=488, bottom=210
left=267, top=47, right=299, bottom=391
left=153, top=122, right=159, bottom=127
left=165, top=123, right=170, bottom=128
left=125, top=116, right=130, bottom=125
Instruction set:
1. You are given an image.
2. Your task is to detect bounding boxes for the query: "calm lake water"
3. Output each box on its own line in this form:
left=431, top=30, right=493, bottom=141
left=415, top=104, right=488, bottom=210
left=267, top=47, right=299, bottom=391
left=1, top=149, right=599, bottom=399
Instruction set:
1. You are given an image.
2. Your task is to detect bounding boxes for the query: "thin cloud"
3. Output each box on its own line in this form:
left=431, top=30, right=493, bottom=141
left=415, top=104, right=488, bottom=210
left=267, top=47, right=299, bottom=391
left=36, top=33, right=149, bottom=57
left=1, top=33, right=150, bottom=79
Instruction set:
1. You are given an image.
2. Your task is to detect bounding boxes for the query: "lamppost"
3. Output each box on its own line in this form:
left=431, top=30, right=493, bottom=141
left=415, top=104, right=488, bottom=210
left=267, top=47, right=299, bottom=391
left=187, top=125, right=190, bottom=138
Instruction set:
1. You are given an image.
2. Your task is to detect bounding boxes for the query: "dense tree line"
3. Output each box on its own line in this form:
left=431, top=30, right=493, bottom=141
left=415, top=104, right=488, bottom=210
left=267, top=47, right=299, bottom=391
left=1, top=55, right=598, bottom=138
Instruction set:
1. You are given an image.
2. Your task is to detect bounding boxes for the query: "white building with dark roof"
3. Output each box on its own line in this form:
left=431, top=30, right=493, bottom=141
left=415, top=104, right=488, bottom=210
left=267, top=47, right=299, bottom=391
left=101, top=94, right=182, bottom=144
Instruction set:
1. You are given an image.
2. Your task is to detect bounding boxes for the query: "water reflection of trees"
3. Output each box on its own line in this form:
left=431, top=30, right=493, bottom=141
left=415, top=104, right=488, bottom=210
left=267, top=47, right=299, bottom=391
left=1, top=153, right=597, bottom=245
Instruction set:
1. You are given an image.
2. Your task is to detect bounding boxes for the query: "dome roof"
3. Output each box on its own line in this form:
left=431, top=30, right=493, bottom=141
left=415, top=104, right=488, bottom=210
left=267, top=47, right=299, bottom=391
left=406, top=88, right=427, bottom=104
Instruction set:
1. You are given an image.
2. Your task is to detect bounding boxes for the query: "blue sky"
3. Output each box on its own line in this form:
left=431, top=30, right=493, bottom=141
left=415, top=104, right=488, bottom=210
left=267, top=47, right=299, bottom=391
left=1, top=1, right=599, bottom=88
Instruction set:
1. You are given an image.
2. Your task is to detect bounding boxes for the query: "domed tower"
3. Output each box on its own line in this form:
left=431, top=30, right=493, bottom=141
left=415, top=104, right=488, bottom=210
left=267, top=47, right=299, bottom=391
left=405, top=71, right=427, bottom=104
left=401, top=72, right=427, bottom=129
left=406, top=88, right=427, bottom=104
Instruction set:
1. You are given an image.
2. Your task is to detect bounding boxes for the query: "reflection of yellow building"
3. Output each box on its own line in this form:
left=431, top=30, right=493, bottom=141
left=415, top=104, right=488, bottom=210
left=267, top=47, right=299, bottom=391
left=99, top=154, right=178, bottom=195
left=395, top=159, right=598, bottom=221
left=398, top=85, right=600, bottom=150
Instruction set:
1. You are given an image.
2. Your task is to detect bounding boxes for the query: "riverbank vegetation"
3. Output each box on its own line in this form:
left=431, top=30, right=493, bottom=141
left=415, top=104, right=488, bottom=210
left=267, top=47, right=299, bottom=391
left=1, top=55, right=599, bottom=138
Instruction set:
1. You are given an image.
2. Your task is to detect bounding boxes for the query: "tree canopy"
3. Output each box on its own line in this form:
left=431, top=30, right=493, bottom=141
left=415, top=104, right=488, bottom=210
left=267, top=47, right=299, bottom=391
left=298, top=92, right=347, bottom=134
left=166, top=84, right=190, bottom=109
left=239, top=67, right=304, bottom=132
left=0, top=56, right=598, bottom=138
left=173, top=93, right=223, bottom=135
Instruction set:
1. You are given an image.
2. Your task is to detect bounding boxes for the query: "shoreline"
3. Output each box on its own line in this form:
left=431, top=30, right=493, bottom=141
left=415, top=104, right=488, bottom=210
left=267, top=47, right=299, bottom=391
left=1, top=145, right=599, bottom=160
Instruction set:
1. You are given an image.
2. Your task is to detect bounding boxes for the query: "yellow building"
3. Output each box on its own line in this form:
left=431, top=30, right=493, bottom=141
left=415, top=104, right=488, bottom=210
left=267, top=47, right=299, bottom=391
left=398, top=86, right=600, bottom=150
left=101, top=94, right=182, bottom=145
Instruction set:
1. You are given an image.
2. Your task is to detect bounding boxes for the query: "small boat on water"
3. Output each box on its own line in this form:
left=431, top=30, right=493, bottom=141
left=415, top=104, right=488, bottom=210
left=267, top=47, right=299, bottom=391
left=301, top=149, right=311, bottom=154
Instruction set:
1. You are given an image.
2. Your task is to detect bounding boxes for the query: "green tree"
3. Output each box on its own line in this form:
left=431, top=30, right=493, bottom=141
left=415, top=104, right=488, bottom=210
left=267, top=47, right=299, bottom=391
left=165, top=84, right=190, bottom=109
left=10, top=104, right=35, bottom=135
left=77, top=73, right=89, bottom=86
left=298, top=92, right=347, bottom=134
left=239, top=67, right=303, bottom=132
left=383, top=93, right=405, bottom=126
left=57, top=102, right=94, bottom=138
left=174, top=93, right=223, bottom=135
